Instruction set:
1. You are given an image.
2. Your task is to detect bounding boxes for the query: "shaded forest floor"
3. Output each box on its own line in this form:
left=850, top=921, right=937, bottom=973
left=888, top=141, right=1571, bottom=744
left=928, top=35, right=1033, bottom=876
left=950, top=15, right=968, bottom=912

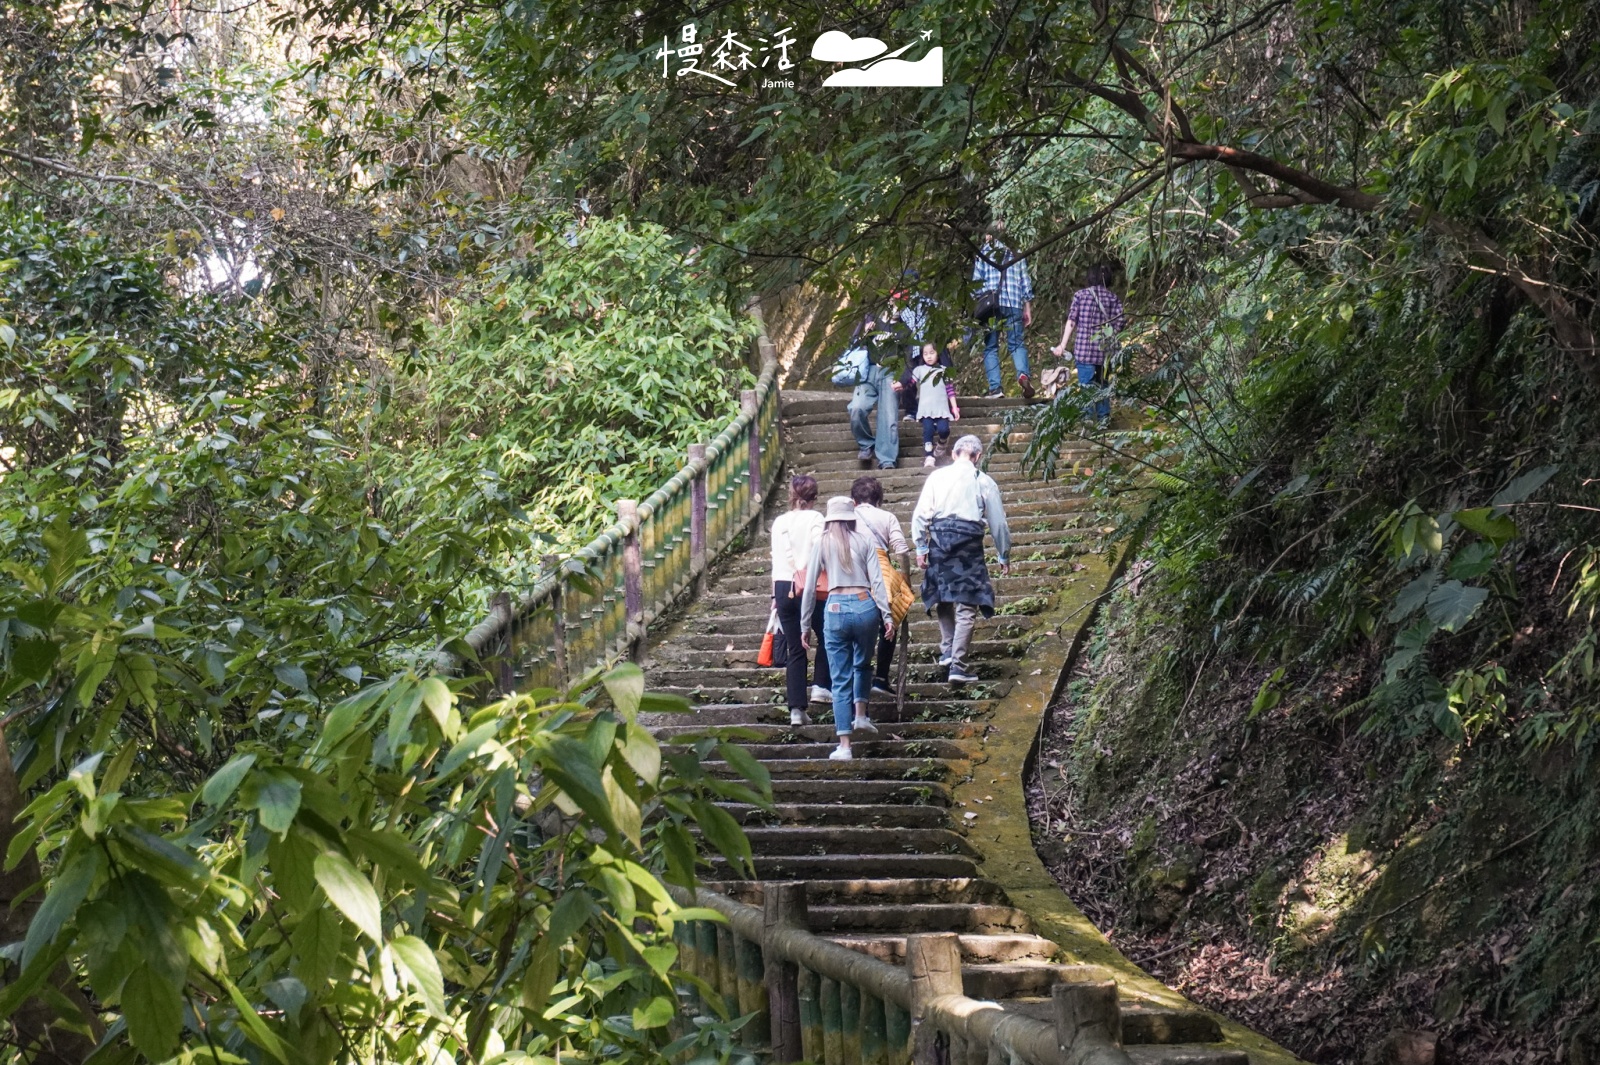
left=1026, top=599, right=1599, bottom=1065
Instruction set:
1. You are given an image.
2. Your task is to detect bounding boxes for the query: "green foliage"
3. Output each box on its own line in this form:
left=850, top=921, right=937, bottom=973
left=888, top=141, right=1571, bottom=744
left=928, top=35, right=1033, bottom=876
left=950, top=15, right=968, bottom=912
left=382, top=218, right=754, bottom=548
left=0, top=649, right=768, bottom=1063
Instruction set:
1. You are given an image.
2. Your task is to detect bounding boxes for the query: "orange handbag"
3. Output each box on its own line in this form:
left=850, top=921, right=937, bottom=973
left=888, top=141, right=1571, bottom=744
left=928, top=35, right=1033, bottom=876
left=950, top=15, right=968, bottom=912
left=757, top=607, right=779, bottom=666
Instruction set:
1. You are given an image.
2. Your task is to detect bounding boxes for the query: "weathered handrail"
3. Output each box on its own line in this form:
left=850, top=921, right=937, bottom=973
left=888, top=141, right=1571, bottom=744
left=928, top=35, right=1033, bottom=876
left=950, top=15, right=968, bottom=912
left=672, top=883, right=1134, bottom=1065
left=442, top=309, right=783, bottom=689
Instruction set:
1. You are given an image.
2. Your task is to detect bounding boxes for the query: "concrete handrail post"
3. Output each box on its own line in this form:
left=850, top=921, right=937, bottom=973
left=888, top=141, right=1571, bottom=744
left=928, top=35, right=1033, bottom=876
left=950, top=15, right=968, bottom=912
left=907, top=933, right=963, bottom=1065
left=489, top=591, right=514, bottom=693
left=1052, top=980, right=1123, bottom=1065
left=763, top=882, right=809, bottom=1063
left=742, top=389, right=763, bottom=536
left=618, top=500, right=645, bottom=662
left=542, top=554, right=568, bottom=691
left=689, top=443, right=709, bottom=597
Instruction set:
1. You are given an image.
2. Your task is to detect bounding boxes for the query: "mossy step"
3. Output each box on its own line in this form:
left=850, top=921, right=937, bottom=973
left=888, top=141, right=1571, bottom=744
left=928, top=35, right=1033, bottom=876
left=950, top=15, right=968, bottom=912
left=999, top=998, right=1224, bottom=1046
left=708, top=854, right=981, bottom=880
left=1122, top=1047, right=1247, bottom=1065
left=733, top=825, right=979, bottom=858
left=962, top=963, right=1097, bottom=1001
left=805, top=903, right=1033, bottom=935
left=709, top=877, right=1010, bottom=906
left=701, top=756, right=965, bottom=783
left=714, top=803, right=954, bottom=829
left=648, top=721, right=980, bottom=742
left=652, top=682, right=1012, bottom=704
left=761, top=779, right=954, bottom=805
left=646, top=664, right=1009, bottom=688
left=828, top=933, right=1061, bottom=965
left=657, top=641, right=1024, bottom=666
left=688, top=739, right=973, bottom=761
left=637, top=699, right=995, bottom=727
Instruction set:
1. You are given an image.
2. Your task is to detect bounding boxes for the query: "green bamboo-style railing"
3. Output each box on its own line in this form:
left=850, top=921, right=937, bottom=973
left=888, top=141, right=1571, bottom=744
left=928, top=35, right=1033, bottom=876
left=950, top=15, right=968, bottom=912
left=669, top=883, right=1135, bottom=1065
left=445, top=314, right=782, bottom=692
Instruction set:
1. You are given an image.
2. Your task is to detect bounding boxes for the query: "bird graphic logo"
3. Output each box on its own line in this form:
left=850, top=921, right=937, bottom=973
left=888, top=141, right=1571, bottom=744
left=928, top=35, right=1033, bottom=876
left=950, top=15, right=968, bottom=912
left=811, top=29, right=944, bottom=87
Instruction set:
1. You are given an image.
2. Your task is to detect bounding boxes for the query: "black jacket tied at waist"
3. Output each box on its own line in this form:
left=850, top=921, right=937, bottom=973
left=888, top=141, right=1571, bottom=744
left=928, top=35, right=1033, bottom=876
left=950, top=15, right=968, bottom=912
left=920, top=516, right=995, bottom=617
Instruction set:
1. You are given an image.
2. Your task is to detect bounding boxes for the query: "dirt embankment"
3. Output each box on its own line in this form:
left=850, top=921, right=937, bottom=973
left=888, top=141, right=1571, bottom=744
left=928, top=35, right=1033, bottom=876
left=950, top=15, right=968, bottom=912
left=1028, top=598, right=1600, bottom=1065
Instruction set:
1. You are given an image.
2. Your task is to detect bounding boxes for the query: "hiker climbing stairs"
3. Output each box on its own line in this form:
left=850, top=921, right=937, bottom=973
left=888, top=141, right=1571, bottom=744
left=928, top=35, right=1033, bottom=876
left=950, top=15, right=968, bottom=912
left=641, top=392, right=1262, bottom=1064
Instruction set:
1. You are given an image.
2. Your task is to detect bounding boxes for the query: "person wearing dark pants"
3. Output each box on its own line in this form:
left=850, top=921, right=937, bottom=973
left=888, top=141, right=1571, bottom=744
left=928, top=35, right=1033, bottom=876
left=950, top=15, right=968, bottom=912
left=769, top=475, right=831, bottom=726
left=848, top=476, right=909, bottom=696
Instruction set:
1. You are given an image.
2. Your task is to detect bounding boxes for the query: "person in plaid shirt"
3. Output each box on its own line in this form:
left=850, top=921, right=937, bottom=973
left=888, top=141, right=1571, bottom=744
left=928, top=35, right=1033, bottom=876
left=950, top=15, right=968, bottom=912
left=1050, top=263, right=1126, bottom=423
left=971, top=220, right=1036, bottom=399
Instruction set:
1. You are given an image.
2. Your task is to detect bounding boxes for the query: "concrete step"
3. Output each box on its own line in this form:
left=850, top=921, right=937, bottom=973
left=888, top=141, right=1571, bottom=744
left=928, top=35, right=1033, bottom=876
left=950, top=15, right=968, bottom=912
left=962, top=963, right=1086, bottom=1000
left=1002, top=999, right=1224, bottom=1046
left=828, top=933, right=1061, bottom=965
left=763, top=779, right=954, bottom=805
left=668, top=620, right=1034, bottom=645
left=716, top=803, right=955, bottom=829
left=653, top=682, right=1011, bottom=704
left=1123, top=1046, right=1246, bottom=1064
left=649, top=721, right=981, bottom=742
left=711, top=854, right=982, bottom=880
left=735, top=826, right=979, bottom=858
left=686, top=739, right=973, bottom=761
left=657, top=642, right=1025, bottom=669
left=711, top=877, right=1013, bottom=907
left=647, top=665, right=1011, bottom=689
left=638, top=699, right=995, bottom=727
left=702, top=756, right=966, bottom=783
left=806, top=903, right=1034, bottom=935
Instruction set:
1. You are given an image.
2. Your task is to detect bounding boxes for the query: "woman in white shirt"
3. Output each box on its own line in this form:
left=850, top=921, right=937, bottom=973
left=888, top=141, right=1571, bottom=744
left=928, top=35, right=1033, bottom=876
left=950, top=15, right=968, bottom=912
left=770, top=475, right=829, bottom=726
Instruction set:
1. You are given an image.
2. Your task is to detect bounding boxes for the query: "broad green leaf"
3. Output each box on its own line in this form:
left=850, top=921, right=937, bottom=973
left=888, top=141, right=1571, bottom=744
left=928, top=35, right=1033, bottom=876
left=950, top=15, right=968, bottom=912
left=390, top=935, right=447, bottom=1017
left=632, top=994, right=676, bottom=1029
left=602, top=662, right=645, bottom=721
left=603, top=767, right=642, bottom=847
left=201, top=753, right=256, bottom=807
left=314, top=851, right=384, bottom=943
left=1491, top=464, right=1558, bottom=506
left=618, top=726, right=661, bottom=787
left=691, top=798, right=755, bottom=878
left=419, top=675, right=453, bottom=730
left=240, top=769, right=302, bottom=835
left=22, top=849, right=100, bottom=968
left=1389, top=572, right=1438, bottom=621
left=1424, top=580, right=1489, bottom=633
left=122, top=963, right=183, bottom=1061
left=1453, top=507, right=1516, bottom=546
left=716, top=741, right=772, bottom=796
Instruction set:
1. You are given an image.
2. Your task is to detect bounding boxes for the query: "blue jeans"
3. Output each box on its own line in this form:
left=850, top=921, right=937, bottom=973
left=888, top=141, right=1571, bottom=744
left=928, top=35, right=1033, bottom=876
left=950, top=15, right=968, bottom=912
left=848, top=363, right=900, bottom=466
left=983, top=307, right=1029, bottom=392
left=1078, top=362, right=1110, bottom=422
left=822, top=594, right=881, bottom=734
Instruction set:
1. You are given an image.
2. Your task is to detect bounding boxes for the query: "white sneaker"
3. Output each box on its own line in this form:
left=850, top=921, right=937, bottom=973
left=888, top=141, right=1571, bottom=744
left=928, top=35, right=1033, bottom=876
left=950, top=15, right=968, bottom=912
left=949, top=669, right=980, bottom=684
left=828, top=746, right=853, bottom=761
left=923, top=456, right=936, bottom=468
left=790, top=709, right=812, bottom=727
left=852, top=717, right=879, bottom=735
left=810, top=685, right=833, bottom=703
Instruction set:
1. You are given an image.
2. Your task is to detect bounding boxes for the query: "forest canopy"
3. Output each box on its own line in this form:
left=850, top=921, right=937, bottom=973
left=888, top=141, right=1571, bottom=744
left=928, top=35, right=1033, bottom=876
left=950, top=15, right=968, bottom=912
left=2, top=0, right=1599, bottom=1062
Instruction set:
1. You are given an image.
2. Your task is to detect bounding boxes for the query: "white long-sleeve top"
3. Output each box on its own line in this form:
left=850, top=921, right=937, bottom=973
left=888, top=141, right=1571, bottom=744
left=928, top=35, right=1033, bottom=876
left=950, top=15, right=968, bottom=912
left=911, top=459, right=1012, bottom=563
left=769, top=508, right=824, bottom=586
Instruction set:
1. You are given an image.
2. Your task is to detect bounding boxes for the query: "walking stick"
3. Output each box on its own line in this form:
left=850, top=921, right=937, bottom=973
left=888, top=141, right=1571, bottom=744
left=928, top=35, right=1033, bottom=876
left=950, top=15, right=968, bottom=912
left=895, top=553, right=912, bottom=722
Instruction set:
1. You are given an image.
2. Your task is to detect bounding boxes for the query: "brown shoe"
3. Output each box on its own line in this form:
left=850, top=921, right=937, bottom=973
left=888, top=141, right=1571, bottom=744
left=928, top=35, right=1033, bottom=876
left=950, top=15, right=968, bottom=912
left=1018, top=373, right=1036, bottom=400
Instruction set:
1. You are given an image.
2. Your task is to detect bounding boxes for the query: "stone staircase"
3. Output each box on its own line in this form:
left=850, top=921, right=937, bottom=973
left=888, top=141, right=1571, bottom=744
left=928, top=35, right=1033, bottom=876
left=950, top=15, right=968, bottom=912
left=641, top=393, right=1251, bottom=1064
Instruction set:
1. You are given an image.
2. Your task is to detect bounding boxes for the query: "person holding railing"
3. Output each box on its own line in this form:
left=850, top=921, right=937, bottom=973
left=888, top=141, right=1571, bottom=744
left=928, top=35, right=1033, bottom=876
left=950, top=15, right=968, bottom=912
left=770, top=475, right=830, bottom=726
left=800, top=497, right=896, bottom=761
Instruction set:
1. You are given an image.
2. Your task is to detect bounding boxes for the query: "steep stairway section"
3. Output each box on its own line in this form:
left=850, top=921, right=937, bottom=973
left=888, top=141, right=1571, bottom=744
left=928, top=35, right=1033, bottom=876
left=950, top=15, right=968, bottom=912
left=641, top=393, right=1271, bottom=1064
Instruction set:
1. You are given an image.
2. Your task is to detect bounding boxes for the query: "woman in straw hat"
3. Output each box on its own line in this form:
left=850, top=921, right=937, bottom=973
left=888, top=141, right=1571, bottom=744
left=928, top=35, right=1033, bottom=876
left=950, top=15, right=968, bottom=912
left=800, top=496, right=896, bottom=761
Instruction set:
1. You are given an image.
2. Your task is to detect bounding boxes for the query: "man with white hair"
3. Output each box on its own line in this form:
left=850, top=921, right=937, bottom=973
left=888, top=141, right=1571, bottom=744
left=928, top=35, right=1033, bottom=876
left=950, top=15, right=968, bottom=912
left=911, top=434, right=1011, bottom=684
